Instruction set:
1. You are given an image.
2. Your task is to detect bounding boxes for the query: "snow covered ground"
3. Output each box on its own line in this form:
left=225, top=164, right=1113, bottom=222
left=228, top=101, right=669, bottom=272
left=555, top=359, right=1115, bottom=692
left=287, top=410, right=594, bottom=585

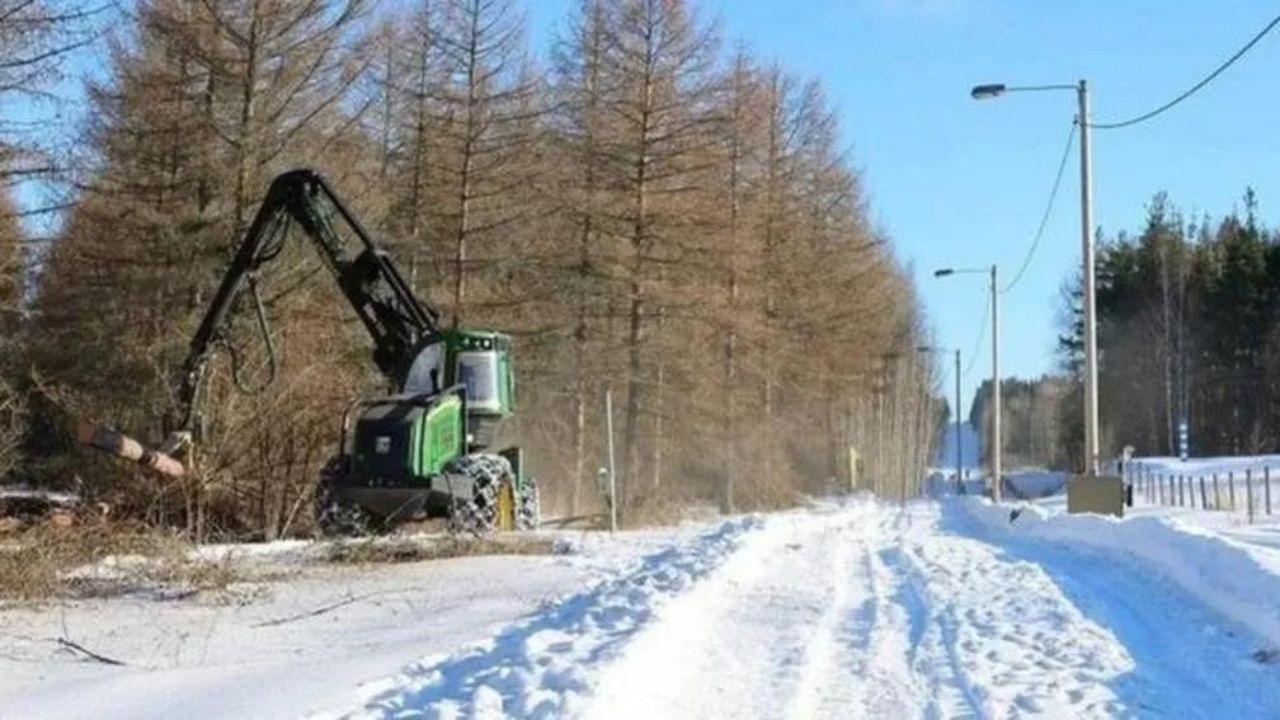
left=7, top=494, right=1280, bottom=718
left=1002, top=469, right=1068, bottom=499
left=1120, top=455, right=1280, bottom=550
left=0, top=529, right=685, bottom=719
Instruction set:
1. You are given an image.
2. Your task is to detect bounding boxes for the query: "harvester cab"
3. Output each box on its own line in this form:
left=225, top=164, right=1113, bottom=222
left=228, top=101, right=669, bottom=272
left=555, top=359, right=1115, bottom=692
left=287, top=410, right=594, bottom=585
left=402, top=329, right=515, bottom=449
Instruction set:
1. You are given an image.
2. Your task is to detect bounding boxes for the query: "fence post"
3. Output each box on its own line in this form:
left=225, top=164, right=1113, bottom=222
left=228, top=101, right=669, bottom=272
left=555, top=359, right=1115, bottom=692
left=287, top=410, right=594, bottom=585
left=1247, top=468, right=1255, bottom=524
left=1229, top=471, right=1237, bottom=512
left=1267, top=467, right=1273, bottom=516
left=1259, top=466, right=1269, bottom=515
left=1179, top=475, right=1186, bottom=507
left=1199, top=475, right=1207, bottom=510
left=1212, top=473, right=1221, bottom=510
left=1157, top=473, right=1164, bottom=505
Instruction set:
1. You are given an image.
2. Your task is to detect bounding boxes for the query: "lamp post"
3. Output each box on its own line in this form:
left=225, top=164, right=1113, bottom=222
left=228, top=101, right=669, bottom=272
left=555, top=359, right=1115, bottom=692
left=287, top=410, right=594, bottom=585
left=918, top=345, right=963, bottom=493
left=971, top=80, right=1099, bottom=477
left=935, top=265, right=1001, bottom=502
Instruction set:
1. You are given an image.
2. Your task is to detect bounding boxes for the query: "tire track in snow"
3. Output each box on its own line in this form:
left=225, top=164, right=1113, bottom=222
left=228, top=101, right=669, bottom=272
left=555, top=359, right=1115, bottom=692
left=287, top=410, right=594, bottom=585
left=344, top=497, right=1259, bottom=719
left=583, top=503, right=874, bottom=720
left=580, top=498, right=1136, bottom=719
left=876, top=545, right=977, bottom=720
left=782, top=511, right=866, bottom=720
left=788, top=509, right=927, bottom=720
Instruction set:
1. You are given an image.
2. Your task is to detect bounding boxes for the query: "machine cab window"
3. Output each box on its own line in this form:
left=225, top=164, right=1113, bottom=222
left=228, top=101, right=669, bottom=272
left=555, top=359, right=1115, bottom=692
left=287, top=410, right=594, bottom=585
left=456, top=350, right=502, bottom=412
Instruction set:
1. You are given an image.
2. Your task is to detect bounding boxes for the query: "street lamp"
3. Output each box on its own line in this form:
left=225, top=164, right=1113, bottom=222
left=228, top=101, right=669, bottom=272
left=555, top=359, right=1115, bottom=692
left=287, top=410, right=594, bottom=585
left=935, top=265, right=1001, bottom=502
left=970, top=78, right=1099, bottom=478
left=918, top=344, right=963, bottom=493
left=970, top=84, right=1007, bottom=100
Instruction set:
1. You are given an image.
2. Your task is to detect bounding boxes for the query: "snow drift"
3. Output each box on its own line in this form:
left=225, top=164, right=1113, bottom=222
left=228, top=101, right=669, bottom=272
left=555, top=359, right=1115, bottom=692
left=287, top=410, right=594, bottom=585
left=345, top=516, right=760, bottom=719
left=954, top=497, right=1280, bottom=650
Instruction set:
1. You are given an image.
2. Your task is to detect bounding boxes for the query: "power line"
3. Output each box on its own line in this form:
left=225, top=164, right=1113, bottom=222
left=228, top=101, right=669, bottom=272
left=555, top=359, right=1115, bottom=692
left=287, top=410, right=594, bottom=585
left=1090, top=11, right=1280, bottom=130
left=962, top=291, right=990, bottom=380
left=1001, top=120, right=1077, bottom=294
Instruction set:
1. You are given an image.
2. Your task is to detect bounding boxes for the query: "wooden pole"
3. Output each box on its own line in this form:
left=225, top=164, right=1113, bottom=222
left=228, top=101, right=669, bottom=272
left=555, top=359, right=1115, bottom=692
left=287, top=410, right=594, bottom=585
left=605, top=389, right=618, bottom=533
left=1247, top=468, right=1255, bottom=524
left=1266, top=467, right=1272, bottom=516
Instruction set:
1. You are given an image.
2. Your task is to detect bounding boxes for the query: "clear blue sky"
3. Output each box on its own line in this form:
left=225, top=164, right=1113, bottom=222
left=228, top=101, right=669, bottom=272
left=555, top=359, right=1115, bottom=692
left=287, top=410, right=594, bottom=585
left=527, top=1, right=1280, bottom=413
left=14, top=1, right=1280, bottom=416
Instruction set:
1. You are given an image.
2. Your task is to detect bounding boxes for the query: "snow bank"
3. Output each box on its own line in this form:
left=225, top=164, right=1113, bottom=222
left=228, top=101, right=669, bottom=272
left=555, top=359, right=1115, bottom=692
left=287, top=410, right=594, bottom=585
left=953, top=497, right=1280, bottom=649
left=345, top=516, right=761, bottom=719
left=1002, top=470, right=1067, bottom=499
left=1129, top=455, right=1280, bottom=478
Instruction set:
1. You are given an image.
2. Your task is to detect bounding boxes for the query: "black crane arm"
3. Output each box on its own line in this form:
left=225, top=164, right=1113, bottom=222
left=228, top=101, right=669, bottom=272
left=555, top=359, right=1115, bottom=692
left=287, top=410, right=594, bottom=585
left=173, top=169, right=440, bottom=437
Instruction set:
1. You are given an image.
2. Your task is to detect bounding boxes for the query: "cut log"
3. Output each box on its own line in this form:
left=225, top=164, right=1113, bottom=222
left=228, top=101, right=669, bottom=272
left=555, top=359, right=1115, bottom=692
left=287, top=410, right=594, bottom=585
left=74, top=420, right=185, bottom=479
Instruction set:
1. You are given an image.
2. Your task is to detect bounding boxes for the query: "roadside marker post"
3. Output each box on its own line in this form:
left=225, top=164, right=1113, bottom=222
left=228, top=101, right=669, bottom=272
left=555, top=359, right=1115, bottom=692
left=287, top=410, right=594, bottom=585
left=1259, top=466, right=1269, bottom=515
left=1246, top=469, right=1255, bottom=524
left=604, top=389, right=618, bottom=533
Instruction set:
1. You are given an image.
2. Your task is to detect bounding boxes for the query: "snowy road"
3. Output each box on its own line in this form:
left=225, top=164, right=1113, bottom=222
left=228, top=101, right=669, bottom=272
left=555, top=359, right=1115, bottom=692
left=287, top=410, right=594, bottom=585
left=584, top=501, right=1132, bottom=719
left=7, top=496, right=1279, bottom=718
left=353, top=497, right=1280, bottom=719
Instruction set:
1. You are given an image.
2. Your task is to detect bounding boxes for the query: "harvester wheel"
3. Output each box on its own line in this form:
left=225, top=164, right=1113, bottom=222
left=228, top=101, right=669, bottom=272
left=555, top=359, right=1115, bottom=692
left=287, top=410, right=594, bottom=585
left=445, top=453, right=513, bottom=535
left=517, top=478, right=540, bottom=530
left=314, top=458, right=376, bottom=537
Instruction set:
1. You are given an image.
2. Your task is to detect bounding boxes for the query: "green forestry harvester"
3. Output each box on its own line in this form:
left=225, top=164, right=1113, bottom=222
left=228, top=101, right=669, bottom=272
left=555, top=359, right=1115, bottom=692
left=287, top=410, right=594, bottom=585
left=87, top=169, right=536, bottom=536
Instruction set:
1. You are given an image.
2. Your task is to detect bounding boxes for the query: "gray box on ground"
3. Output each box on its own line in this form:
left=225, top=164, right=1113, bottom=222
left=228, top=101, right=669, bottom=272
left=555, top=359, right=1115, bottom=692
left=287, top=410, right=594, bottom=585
left=1067, top=476, right=1125, bottom=517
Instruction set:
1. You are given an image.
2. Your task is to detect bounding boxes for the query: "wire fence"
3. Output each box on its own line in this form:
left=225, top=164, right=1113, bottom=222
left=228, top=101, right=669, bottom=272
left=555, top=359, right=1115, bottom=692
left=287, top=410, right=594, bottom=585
left=1124, top=462, right=1277, bottom=524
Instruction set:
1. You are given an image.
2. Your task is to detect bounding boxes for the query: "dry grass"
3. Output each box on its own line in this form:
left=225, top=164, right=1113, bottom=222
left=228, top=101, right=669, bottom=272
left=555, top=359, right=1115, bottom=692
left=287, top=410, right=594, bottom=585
left=0, top=522, right=242, bottom=602
left=0, top=522, right=557, bottom=603
left=324, top=534, right=556, bottom=565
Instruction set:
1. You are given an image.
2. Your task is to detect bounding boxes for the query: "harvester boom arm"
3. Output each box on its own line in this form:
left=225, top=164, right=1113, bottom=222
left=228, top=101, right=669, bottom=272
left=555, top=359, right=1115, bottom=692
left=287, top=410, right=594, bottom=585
left=175, top=169, right=439, bottom=436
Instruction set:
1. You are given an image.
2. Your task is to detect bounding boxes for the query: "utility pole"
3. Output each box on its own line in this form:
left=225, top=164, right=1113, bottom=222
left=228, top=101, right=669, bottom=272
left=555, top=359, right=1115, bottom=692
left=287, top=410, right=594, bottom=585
left=1078, top=79, right=1100, bottom=477
left=934, top=265, right=1002, bottom=498
left=955, top=348, right=962, bottom=492
left=970, top=79, right=1100, bottom=477
left=990, top=264, right=1002, bottom=502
